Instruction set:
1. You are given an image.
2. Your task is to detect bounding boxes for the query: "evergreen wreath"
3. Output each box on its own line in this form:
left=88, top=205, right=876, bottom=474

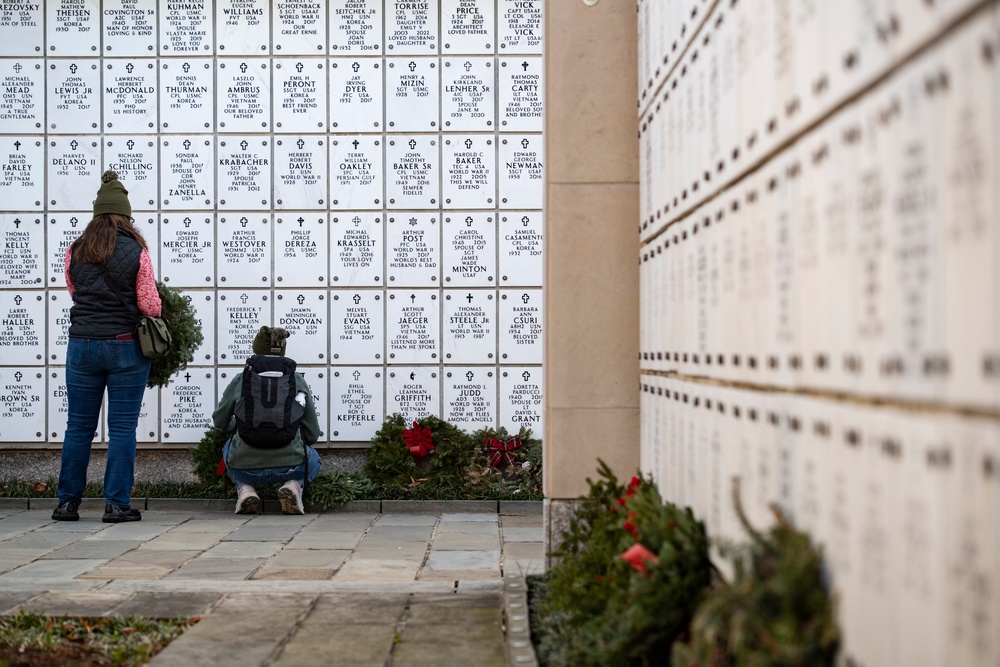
left=190, top=426, right=231, bottom=488
left=364, top=414, right=474, bottom=490
left=147, top=282, right=204, bottom=388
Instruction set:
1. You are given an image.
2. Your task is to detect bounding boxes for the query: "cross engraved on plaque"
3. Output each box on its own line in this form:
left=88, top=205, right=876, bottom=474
left=331, top=290, right=384, bottom=363
left=386, top=58, right=439, bottom=131
left=330, top=367, right=383, bottom=442
left=499, top=212, right=543, bottom=286
left=160, top=216, right=214, bottom=286
left=499, top=135, right=543, bottom=209
left=499, top=289, right=542, bottom=363
left=387, top=289, right=439, bottom=363
left=500, top=367, right=543, bottom=431
left=443, top=135, right=495, bottom=209
left=274, top=59, right=327, bottom=131
left=444, top=213, right=496, bottom=286
left=274, top=137, right=328, bottom=209
left=217, top=59, right=271, bottom=132
left=331, top=213, right=383, bottom=286
left=162, top=370, right=214, bottom=442
left=0, top=368, right=44, bottom=441
left=0, top=61, right=43, bottom=132
left=443, top=290, right=495, bottom=363
left=275, top=290, right=327, bottom=363
left=217, top=214, right=271, bottom=286
left=160, top=59, right=213, bottom=131
left=330, top=136, right=384, bottom=209
left=160, top=136, right=214, bottom=208
left=1, top=138, right=44, bottom=210
left=104, top=60, right=158, bottom=133
left=444, top=367, right=497, bottom=432
left=500, top=57, right=542, bottom=131
left=276, top=214, right=327, bottom=286
left=218, top=137, right=271, bottom=208
left=47, top=61, right=100, bottom=132
left=442, top=57, right=494, bottom=131
left=217, top=289, right=269, bottom=364
left=386, top=135, right=439, bottom=209
left=330, top=59, right=383, bottom=131
left=47, top=136, right=101, bottom=210
left=0, top=292, right=43, bottom=365
left=0, top=215, right=42, bottom=287
left=105, top=139, right=157, bottom=209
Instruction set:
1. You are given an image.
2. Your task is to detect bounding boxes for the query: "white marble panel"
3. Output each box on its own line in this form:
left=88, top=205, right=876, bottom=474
left=0, top=60, right=43, bottom=133
left=385, top=58, right=439, bottom=131
left=0, top=5, right=43, bottom=56
left=387, top=289, right=439, bottom=363
left=329, top=58, right=383, bottom=132
left=104, top=138, right=158, bottom=210
left=442, top=135, right=495, bottom=209
left=273, top=58, right=327, bottom=132
left=216, top=58, right=270, bottom=132
left=159, top=59, right=214, bottom=132
left=329, top=0, right=382, bottom=55
left=103, top=59, right=158, bottom=134
left=331, top=290, right=384, bottom=363
left=159, top=214, right=214, bottom=286
left=0, top=214, right=42, bottom=289
left=386, top=135, right=439, bottom=208
left=275, top=213, right=328, bottom=286
left=46, top=0, right=100, bottom=56
left=331, top=212, right=383, bottom=286
left=46, top=136, right=101, bottom=211
left=136, top=384, right=160, bottom=443
left=46, top=60, right=100, bottom=133
left=442, top=289, right=495, bottom=363
left=330, top=366, right=383, bottom=441
left=46, top=366, right=68, bottom=441
left=216, top=289, right=269, bottom=364
left=102, top=0, right=157, bottom=56
left=217, top=137, right=271, bottom=209
left=45, top=214, right=85, bottom=288
left=159, top=0, right=214, bottom=54
left=443, top=366, right=497, bottom=432
left=161, top=367, right=214, bottom=443
left=497, top=0, right=542, bottom=54
left=442, top=0, right=494, bottom=53
left=498, top=134, right=542, bottom=209
left=0, top=137, right=44, bottom=211
left=0, top=291, right=43, bottom=365
left=274, top=137, right=328, bottom=209
left=217, top=213, right=271, bottom=287
left=274, top=290, right=327, bottom=364
left=291, top=366, right=327, bottom=440
left=217, top=0, right=269, bottom=54
left=499, top=57, right=542, bottom=131
left=273, top=1, right=325, bottom=54
left=185, top=290, right=216, bottom=364
left=499, top=366, right=542, bottom=433
left=0, top=368, right=45, bottom=441
left=386, top=213, right=439, bottom=286
left=443, top=213, right=495, bottom=286
left=386, top=366, right=440, bottom=422
left=330, top=135, right=384, bottom=209
left=441, top=57, right=494, bottom=131
left=160, top=136, right=214, bottom=208
left=386, top=0, right=439, bottom=53
left=132, top=212, right=159, bottom=266
left=498, top=288, right=541, bottom=364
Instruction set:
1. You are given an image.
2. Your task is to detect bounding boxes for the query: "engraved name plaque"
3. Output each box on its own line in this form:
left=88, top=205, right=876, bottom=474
left=444, top=367, right=496, bottom=432
left=273, top=59, right=327, bottom=131
left=186, top=292, right=216, bottom=364
left=275, top=290, right=327, bottom=363
left=0, top=61, right=43, bottom=132
left=47, top=291, right=72, bottom=362
left=387, top=289, right=439, bottom=363
left=498, top=212, right=543, bottom=285
left=218, top=137, right=271, bottom=208
left=46, top=214, right=87, bottom=288
left=330, top=59, right=383, bottom=132
left=331, top=213, right=383, bottom=286
left=499, top=288, right=542, bottom=363
left=160, top=136, right=214, bottom=208
left=274, top=137, right=327, bottom=208
left=0, top=215, right=43, bottom=287
left=386, top=136, right=439, bottom=208
left=46, top=0, right=100, bottom=55
left=103, top=59, right=157, bottom=133
left=47, top=60, right=100, bottom=132
left=274, top=0, right=325, bottom=54
left=442, top=57, right=494, bottom=131
left=0, top=4, right=43, bottom=56
left=444, top=213, right=495, bottom=286
left=1, top=137, right=44, bottom=210
left=499, top=57, right=542, bottom=131
left=0, top=292, right=44, bottom=365
left=217, top=289, right=268, bottom=364
left=331, top=290, right=384, bottom=363
left=275, top=214, right=327, bottom=286
left=500, top=367, right=543, bottom=431
left=387, top=213, right=438, bottom=286
left=159, top=0, right=214, bottom=53
left=498, top=0, right=542, bottom=54
left=330, top=366, right=383, bottom=441
left=105, top=138, right=157, bottom=209
left=443, top=135, right=495, bottom=208
left=47, top=136, right=100, bottom=210
left=330, top=0, right=381, bottom=55
left=499, top=135, right=543, bottom=209
left=386, top=0, right=438, bottom=53
left=217, top=0, right=269, bottom=54
left=0, top=368, right=45, bottom=441
left=217, top=59, right=270, bottom=132
left=136, top=387, right=159, bottom=443
left=217, top=214, right=270, bottom=286
left=159, top=215, right=214, bottom=286
left=443, top=290, right=495, bottom=363
left=160, top=59, right=213, bottom=131
left=103, top=0, right=157, bottom=56
left=161, top=369, right=214, bottom=442
left=386, top=366, right=440, bottom=422
left=47, top=367, right=68, bottom=441
left=386, top=58, right=439, bottom=131
left=296, top=367, right=327, bottom=438
left=330, top=135, right=383, bottom=209
left=442, top=0, right=495, bottom=54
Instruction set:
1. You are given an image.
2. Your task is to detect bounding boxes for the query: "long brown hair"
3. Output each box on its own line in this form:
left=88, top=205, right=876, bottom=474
left=70, top=214, right=148, bottom=264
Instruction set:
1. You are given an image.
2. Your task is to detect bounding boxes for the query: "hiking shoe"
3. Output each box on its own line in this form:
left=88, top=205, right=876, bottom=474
left=278, top=479, right=304, bottom=515
left=235, top=483, right=261, bottom=515
left=102, top=504, right=141, bottom=523
left=52, top=500, right=80, bottom=521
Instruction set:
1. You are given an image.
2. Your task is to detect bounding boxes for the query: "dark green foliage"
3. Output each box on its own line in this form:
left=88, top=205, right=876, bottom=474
left=466, top=426, right=542, bottom=498
left=190, top=427, right=232, bottom=488
left=307, top=470, right=377, bottom=505
left=363, top=414, right=474, bottom=491
left=147, top=282, right=204, bottom=388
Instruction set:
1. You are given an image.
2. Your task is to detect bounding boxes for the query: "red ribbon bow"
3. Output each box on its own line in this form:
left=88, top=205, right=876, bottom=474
left=621, top=543, right=660, bottom=574
left=403, top=422, right=435, bottom=459
left=484, top=435, right=523, bottom=468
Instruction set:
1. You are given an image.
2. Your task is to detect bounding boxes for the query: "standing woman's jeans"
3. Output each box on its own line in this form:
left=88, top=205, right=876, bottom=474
left=58, top=337, right=150, bottom=509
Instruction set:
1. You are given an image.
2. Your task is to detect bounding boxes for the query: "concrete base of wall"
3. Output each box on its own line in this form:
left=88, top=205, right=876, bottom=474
left=542, top=497, right=583, bottom=569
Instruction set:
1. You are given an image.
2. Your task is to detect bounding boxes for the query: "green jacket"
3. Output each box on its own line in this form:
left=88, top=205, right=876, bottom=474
left=213, top=364, right=321, bottom=471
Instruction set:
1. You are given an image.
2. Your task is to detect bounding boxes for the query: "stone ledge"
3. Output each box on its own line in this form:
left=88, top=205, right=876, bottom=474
left=146, top=498, right=232, bottom=512
left=382, top=500, right=498, bottom=514
left=503, top=573, right=539, bottom=667
left=0, top=498, right=28, bottom=509
left=499, top=501, right=543, bottom=516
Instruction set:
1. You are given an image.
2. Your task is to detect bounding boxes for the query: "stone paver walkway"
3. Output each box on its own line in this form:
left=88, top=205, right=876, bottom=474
left=0, top=504, right=543, bottom=666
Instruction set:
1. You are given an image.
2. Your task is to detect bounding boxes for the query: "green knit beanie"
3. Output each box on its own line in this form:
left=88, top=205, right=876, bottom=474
left=252, top=326, right=290, bottom=356
left=93, top=170, right=132, bottom=218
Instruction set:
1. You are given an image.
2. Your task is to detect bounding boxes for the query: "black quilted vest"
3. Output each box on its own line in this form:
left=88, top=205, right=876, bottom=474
left=68, top=231, right=143, bottom=338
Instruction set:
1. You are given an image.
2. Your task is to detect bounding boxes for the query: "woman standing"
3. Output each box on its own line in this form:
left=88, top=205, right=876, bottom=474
left=52, top=171, right=162, bottom=523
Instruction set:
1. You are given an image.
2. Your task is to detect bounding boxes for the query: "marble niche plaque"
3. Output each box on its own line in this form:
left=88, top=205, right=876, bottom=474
left=218, top=137, right=271, bottom=209
left=47, top=367, right=68, bottom=441
left=275, top=214, right=328, bottom=286
left=0, top=215, right=43, bottom=287
left=217, top=59, right=271, bottom=132
left=136, top=384, right=159, bottom=443
left=499, top=288, right=542, bottom=363
left=387, top=289, right=439, bottom=363
left=47, top=60, right=100, bottom=132
left=0, top=292, right=44, bottom=365
left=103, top=60, right=157, bottom=133
left=159, top=0, right=213, bottom=53
left=0, top=137, right=44, bottom=210
left=442, top=0, right=495, bottom=53
left=159, top=215, right=214, bottom=286
left=161, top=368, right=214, bottom=442
left=296, top=367, right=327, bottom=439
left=131, top=212, right=159, bottom=266
left=217, top=0, right=269, bottom=54
left=386, top=136, right=439, bottom=208
left=498, top=0, right=542, bottom=53
left=105, top=138, right=157, bottom=209
left=103, top=0, right=157, bottom=56
left=273, top=0, right=325, bottom=54
left=329, top=59, right=383, bottom=132
left=443, top=135, right=495, bottom=208
left=387, top=213, right=439, bottom=286
left=46, top=214, right=87, bottom=287
left=442, top=57, right=494, bottom=131
left=329, top=0, right=381, bottom=55
left=330, top=136, right=383, bottom=209
left=0, top=60, right=43, bottom=132
left=499, top=135, right=543, bottom=209
left=444, top=367, right=497, bottom=432
left=273, top=59, right=327, bottom=132
left=46, top=0, right=100, bottom=55
left=217, top=214, right=271, bottom=286
left=330, top=290, right=384, bottom=363
left=46, top=136, right=100, bottom=210
left=0, top=4, right=43, bottom=56
left=443, top=290, right=495, bottom=363
left=500, top=367, right=543, bottom=432
left=274, top=136, right=327, bottom=208
left=498, top=212, right=543, bottom=286
left=331, top=212, right=383, bottom=286
left=386, top=58, right=439, bottom=131
left=0, top=368, right=45, bottom=441
left=499, top=57, right=542, bottom=131
left=159, top=59, right=213, bottom=131
left=160, top=136, right=214, bottom=209
left=443, top=213, right=495, bottom=286
left=185, top=292, right=216, bottom=364
left=275, top=290, right=327, bottom=363
left=386, top=366, right=440, bottom=422
left=217, top=289, right=269, bottom=364
left=386, top=0, right=438, bottom=53
left=330, top=367, right=383, bottom=441
left=47, top=291, right=72, bottom=363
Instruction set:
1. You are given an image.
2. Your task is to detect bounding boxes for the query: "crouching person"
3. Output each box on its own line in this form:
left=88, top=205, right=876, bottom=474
left=213, top=326, right=322, bottom=514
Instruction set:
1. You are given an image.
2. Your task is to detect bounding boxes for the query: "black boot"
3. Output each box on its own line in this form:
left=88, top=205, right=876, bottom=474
left=51, top=500, right=80, bottom=521
left=102, top=504, right=141, bottom=523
